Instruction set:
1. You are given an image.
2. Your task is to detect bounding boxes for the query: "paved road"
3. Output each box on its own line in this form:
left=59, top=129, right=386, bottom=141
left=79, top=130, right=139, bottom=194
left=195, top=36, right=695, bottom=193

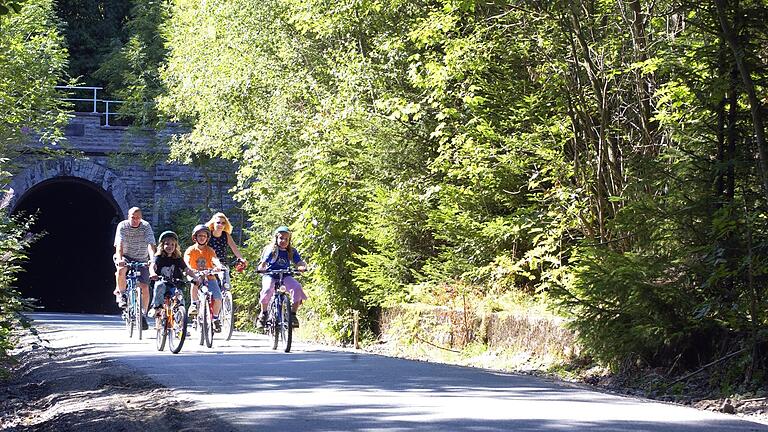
left=28, top=313, right=768, bottom=432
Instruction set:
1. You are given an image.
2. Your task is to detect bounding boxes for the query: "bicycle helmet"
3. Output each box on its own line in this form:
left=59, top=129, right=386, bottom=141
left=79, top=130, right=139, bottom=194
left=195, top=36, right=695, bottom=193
left=274, top=225, right=291, bottom=235
left=192, top=224, right=211, bottom=240
left=158, top=230, right=178, bottom=244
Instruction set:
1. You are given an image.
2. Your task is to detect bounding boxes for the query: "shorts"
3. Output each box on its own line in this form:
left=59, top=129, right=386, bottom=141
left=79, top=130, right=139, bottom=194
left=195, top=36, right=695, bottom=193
left=199, top=277, right=223, bottom=301
left=151, top=281, right=182, bottom=308
left=260, top=275, right=307, bottom=305
left=121, top=255, right=150, bottom=285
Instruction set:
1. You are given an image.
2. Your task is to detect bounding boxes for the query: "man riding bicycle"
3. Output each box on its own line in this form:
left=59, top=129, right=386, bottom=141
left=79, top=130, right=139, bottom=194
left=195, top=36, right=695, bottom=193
left=113, top=207, right=156, bottom=330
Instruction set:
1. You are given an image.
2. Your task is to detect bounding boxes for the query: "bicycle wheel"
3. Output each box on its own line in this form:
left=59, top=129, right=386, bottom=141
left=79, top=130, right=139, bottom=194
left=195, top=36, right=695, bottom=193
left=204, top=299, right=214, bottom=348
left=269, top=297, right=279, bottom=350
left=279, top=293, right=293, bottom=353
left=156, top=309, right=167, bottom=351
left=221, top=290, right=235, bottom=341
left=135, top=285, right=143, bottom=340
left=198, top=302, right=207, bottom=346
left=168, top=304, right=187, bottom=354
left=124, top=288, right=134, bottom=338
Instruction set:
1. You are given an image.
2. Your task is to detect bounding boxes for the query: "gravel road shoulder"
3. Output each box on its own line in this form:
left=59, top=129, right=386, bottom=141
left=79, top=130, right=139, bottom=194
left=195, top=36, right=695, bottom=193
left=0, top=328, right=238, bottom=432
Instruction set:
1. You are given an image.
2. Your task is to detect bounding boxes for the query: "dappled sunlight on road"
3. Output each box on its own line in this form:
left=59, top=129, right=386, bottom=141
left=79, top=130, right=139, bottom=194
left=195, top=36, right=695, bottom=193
left=26, top=313, right=768, bottom=432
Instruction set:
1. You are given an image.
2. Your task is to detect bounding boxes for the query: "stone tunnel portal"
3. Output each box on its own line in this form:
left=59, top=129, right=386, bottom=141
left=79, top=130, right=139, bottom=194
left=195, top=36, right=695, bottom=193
left=13, top=177, right=122, bottom=314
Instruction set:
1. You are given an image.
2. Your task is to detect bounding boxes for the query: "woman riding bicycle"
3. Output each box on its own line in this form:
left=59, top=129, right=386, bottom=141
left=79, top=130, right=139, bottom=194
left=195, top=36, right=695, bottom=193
left=205, top=212, right=248, bottom=270
left=148, top=231, right=201, bottom=318
left=184, top=224, right=226, bottom=332
left=257, top=226, right=308, bottom=328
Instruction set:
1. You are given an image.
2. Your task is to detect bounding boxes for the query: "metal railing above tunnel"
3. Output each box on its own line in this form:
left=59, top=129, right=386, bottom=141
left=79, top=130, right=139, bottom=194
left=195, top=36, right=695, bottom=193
left=55, top=85, right=125, bottom=127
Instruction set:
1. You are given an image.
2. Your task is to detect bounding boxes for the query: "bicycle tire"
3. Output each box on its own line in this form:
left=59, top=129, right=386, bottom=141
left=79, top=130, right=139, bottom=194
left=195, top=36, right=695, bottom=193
left=201, top=298, right=212, bottom=348
left=168, top=304, right=187, bottom=354
left=135, top=285, right=143, bottom=340
left=199, top=301, right=206, bottom=346
left=128, top=284, right=137, bottom=338
left=270, top=296, right=279, bottom=350
left=124, top=287, right=134, bottom=338
left=156, top=311, right=167, bottom=351
left=205, top=299, right=214, bottom=348
left=221, top=290, right=235, bottom=341
left=280, top=293, right=293, bottom=353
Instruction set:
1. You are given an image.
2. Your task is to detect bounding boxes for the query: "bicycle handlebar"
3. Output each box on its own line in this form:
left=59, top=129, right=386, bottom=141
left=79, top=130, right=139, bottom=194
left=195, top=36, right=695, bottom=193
left=154, top=275, right=185, bottom=284
left=257, top=268, right=306, bottom=276
left=193, top=268, right=225, bottom=277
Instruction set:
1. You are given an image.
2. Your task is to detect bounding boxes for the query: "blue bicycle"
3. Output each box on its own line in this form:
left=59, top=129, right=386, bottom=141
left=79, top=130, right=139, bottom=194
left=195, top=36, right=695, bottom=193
left=260, top=268, right=300, bottom=353
left=121, top=261, right=148, bottom=340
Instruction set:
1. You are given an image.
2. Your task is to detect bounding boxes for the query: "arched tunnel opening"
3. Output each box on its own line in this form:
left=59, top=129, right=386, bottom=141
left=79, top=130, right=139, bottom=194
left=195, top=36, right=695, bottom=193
left=13, top=177, right=122, bottom=314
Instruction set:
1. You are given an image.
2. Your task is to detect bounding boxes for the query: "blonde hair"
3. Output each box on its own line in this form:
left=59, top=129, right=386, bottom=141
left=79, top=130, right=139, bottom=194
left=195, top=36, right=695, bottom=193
left=155, top=238, right=182, bottom=259
left=206, top=212, right=233, bottom=235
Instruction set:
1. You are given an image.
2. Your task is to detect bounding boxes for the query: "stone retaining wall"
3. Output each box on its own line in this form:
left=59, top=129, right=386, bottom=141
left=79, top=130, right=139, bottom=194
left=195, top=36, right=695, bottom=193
left=379, top=305, right=579, bottom=361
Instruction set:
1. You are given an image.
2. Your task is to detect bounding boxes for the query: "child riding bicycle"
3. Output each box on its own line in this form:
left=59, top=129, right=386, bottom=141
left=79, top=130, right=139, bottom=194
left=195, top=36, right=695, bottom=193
left=149, top=231, right=201, bottom=318
left=184, top=224, right=226, bottom=332
left=257, top=226, right=308, bottom=328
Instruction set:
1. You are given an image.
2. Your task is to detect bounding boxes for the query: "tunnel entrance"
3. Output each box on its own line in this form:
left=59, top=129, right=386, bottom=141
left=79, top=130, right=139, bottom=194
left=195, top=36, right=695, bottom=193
left=13, top=177, right=121, bottom=314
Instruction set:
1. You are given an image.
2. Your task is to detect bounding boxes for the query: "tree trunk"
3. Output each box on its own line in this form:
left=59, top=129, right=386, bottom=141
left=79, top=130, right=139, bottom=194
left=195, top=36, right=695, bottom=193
left=715, top=0, right=768, bottom=201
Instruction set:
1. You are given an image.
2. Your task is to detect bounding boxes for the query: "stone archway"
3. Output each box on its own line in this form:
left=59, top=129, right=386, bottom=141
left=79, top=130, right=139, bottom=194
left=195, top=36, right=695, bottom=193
left=3, top=157, right=132, bottom=313
left=2, top=157, right=130, bottom=215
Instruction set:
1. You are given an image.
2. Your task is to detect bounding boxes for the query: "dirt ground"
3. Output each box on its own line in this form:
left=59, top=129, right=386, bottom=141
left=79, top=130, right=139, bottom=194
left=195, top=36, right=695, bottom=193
left=2, top=325, right=768, bottom=431
left=0, top=329, right=238, bottom=432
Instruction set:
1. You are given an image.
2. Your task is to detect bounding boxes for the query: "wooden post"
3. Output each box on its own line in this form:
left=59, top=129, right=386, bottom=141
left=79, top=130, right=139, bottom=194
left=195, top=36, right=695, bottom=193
left=353, top=310, right=360, bottom=349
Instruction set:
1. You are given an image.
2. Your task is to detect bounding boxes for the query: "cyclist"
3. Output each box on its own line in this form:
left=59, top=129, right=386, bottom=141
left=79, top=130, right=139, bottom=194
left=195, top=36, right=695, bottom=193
left=113, top=207, right=156, bottom=330
left=184, top=224, right=226, bottom=332
left=256, top=226, right=308, bottom=328
left=148, top=231, right=201, bottom=318
left=205, top=212, right=248, bottom=269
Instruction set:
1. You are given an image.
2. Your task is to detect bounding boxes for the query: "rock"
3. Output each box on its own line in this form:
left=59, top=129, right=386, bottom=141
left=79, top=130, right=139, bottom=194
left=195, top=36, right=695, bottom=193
left=721, top=399, right=736, bottom=414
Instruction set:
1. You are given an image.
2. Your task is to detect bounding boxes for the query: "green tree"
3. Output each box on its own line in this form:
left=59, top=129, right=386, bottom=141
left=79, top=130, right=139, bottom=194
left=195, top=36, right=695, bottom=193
left=54, top=0, right=131, bottom=88
left=95, top=0, right=169, bottom=126
left=158, top=0, right=768, bottom=388
left=0, top=0, right=69, bottom=361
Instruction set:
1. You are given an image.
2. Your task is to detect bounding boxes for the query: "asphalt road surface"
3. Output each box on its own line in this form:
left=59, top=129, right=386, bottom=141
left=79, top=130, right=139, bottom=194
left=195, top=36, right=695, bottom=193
left=27, top=313, right=768, bottom=432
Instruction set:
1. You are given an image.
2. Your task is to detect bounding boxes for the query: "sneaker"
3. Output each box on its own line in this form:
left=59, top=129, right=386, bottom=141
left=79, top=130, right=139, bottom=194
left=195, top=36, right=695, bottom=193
left=290, top=314, right=300, bottom=328
left=141, top=315, right=149, bottom=330
left=256, top=313, right=267, bottom=329
left=188, top=303, right=198, bottom=317
left=116, top=293, right=127, bottom=309
left=148, top=307, right=156, bottom=317
left=213, top=318, right=221, bottom=333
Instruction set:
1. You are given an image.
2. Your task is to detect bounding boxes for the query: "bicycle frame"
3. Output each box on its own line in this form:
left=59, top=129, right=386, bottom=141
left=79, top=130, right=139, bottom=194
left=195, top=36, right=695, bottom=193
left=219, top=260, right=240, bottom=341
left=261, top=268, right=298, bottom=353
left=156, top=282, right=187, bottom=354
left=193, top=269, right=222, bottom=348
left=123, top=262, right=147, bottom=340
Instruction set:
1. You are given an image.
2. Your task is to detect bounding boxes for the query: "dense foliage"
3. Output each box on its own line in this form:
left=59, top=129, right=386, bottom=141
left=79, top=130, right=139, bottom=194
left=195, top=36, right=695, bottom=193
left=94, top=0, right=168, bottom=126
left=1, top=0, right=69, bottom=152
left=53, top=0, right=130, bottom=89
left=0, top=0, right=69, bottom=360
left=155, top=0, right=768, bottom=383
